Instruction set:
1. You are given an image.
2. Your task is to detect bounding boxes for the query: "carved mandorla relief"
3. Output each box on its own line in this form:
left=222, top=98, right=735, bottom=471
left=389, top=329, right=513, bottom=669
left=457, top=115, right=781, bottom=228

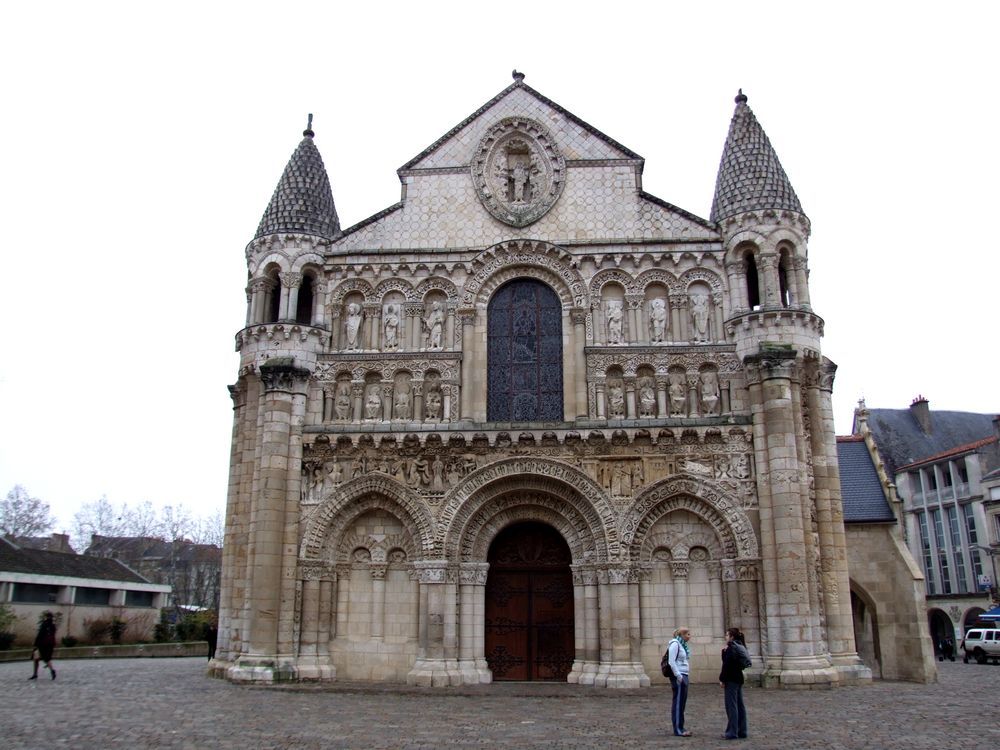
left=472, top=118, right=566, bottom=227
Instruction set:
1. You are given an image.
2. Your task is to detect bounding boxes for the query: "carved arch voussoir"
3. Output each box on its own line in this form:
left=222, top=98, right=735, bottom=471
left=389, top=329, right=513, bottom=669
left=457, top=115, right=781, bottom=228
left=633, top=269, right=679, bottom=295
left=373, top=278, right=416, bottom=303
left=622, top=474, right=758, bottom=560
left=299, top=473, right=434, bottom=560
left=439, top=457, right=616, bottom=561
left=251, top=250, right=292, bottom=277
left=328, top=278, right=376, bottom=306
left=590, top=268, right=636, bottom=297
left=462, top=240, right=588, bottom=309
left=415, top=276, right=460, bottom=304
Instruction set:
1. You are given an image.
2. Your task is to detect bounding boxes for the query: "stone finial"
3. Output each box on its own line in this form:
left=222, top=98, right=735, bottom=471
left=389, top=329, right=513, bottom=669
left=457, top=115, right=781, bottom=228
left=303, top=113, right=314, bottom=138
left=512, top=70, right=525, bottom=83
left=735, top=88, right=747, bottom=105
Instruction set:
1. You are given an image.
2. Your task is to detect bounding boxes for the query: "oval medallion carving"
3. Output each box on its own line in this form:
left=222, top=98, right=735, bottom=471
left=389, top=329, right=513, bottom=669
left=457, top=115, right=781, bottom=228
left=472, top=117, right=565, bottom=227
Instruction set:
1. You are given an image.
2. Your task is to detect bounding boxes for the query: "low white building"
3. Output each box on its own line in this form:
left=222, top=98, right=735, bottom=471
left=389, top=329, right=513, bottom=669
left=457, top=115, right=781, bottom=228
left=0, top=536, right=171, bottom=644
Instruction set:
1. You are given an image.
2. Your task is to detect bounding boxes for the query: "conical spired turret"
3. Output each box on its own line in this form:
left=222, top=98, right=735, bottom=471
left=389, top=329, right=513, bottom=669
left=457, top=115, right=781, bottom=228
left=710, top=91, right=803, bottom=225
left=255, top=115, right=340, bottom=240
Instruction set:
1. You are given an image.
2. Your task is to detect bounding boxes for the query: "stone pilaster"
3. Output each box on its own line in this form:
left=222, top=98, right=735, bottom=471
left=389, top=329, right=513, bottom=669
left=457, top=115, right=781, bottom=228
left=407, top=562, right=463, bottom=686
left=227, top=359, right=311, bottom=683
left=745, top=346, right=836, bottom=686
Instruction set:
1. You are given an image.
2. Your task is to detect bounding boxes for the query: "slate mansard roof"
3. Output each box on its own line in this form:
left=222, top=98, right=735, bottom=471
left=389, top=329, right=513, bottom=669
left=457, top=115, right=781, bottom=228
left=254, top=125, right=341, bottom=241
left=0, top=537, right=149, bottom=584
left=864, top=408, right=997, bottom=478
left=837, top=437, right=896, bottom=523
left=711, top=91, right=803, bottom=224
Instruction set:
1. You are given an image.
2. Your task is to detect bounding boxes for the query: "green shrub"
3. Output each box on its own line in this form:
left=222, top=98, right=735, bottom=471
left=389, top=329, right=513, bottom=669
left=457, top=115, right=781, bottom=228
left=109, top=617, right=128, bottom=645
left=61, top=635, right=79, bottom=647
left=0, top=602, right=18, bottom=633
left=84, top=617, right=111, bottom=644
left=0, top=632, right=15, bottom=651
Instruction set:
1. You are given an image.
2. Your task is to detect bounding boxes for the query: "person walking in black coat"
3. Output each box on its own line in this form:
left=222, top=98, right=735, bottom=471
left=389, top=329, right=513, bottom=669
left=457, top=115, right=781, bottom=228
left=29, top=612, right=57, bottom=680
left=719, top=627, right=748, bottom=739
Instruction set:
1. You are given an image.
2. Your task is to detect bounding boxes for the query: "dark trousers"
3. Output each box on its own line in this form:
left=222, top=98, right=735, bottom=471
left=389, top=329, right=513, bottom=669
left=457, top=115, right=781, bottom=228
left=670, top=675, right=689, bottom=735
left=723, top=681, right=747, bottom=739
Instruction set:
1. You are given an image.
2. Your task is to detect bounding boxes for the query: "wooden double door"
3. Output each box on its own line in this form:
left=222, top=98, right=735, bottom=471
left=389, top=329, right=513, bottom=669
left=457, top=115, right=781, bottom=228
left=484, top=521, right=574, bottom=681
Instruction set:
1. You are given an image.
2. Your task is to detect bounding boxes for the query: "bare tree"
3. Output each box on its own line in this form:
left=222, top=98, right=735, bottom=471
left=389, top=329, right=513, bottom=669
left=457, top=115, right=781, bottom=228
left=72, top=495, right=129, bottom=551
left=1, top=485, right=55, bottom=539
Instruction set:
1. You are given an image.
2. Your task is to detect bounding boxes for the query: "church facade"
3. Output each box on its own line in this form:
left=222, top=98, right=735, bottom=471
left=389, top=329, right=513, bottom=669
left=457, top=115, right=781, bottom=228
left=214, top=75, right=874, bottom=688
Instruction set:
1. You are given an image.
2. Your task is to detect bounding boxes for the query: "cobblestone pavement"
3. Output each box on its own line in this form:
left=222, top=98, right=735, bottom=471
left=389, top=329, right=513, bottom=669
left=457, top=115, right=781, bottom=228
left=2, top=658, right=998, bottom=749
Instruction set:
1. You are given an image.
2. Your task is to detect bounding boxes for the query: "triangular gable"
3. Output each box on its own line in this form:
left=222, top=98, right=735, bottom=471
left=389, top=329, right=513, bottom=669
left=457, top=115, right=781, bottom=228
left=401, top=81, right=642, bottom=171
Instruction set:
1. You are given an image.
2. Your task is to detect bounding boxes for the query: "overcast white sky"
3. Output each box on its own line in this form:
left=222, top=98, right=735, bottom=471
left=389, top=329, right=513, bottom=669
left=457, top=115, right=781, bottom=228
left=1, top=2, right=997, bottom=530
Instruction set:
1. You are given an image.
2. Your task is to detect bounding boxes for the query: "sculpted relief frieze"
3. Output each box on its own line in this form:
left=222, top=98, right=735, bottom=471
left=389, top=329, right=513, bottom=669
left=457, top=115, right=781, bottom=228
left=301, top=436, right=758, bottom=519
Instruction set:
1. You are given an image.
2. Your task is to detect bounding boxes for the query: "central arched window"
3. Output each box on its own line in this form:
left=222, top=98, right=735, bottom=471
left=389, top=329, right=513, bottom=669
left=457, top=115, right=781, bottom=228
left=487, top=279, right=563, bottom=422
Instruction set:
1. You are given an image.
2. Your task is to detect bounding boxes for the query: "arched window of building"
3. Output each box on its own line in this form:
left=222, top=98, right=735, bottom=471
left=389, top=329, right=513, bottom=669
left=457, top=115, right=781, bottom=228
left=265, top=269, right=281, bottom=324
left=487, top=278, right=563, bottom=422
left=296, top=275, right=315, bottom=325
left=745, top=251, right=761, bottom=309
left=778, top=252, right=792, bottom=307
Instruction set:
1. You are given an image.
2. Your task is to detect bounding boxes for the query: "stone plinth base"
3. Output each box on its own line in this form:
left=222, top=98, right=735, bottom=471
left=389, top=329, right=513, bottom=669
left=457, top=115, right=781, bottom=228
left=457, top=658, right=492, bottom=684
left=592, top=661, right=650, bottom=688
left=406, top=658, right=464, bottom=686
left=210, top=656, right=335, bottom=683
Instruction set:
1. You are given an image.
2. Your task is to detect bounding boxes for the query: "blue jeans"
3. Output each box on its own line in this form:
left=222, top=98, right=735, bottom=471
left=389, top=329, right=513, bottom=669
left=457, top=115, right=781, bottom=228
left=670, top=674, right=689, bottom=735
left=723, top=681, right=747, bottom=738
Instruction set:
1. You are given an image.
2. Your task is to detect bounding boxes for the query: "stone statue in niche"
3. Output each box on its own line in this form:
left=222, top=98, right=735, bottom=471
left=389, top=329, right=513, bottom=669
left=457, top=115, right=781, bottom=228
left=394, top=385, right=411, bottom=420
left=383, top=303, right=400, bottom=350
left=733, top=454, right=751, bottom=479
left=649, top=298, right=667, bottom=343
left=406, top=458, right=429, bottom=486
left=700, top=371, right=720, bottom=415
left=668, top=374, right=687, bottom=416
left=345, top=303, right=363, bottom=350
left=494, top=140, right=541, bottom=204
left=607, top=380, right=625, bottom=418
left=430, top=455, right=445, bottom=491
left=423, top=301, right=445, bottom=350
left=364, top=385, right=382, bottom=420
left=606, top=300, right=625, bottom=344
left=334, top=384, right=352, bottom=420
left=690, top=294, right=710, bottom=343
left=327, top=460, right=343, bottom=485
left=611, top=461, right=632, bottom=496
left=638, top=377, right=657, bottom=417
left=425, top=388, right=442, bottom=420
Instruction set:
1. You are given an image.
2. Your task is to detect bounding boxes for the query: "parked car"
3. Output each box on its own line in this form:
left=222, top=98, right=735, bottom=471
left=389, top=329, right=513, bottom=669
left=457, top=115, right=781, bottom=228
left=960, top=629, right=1000, bottom=664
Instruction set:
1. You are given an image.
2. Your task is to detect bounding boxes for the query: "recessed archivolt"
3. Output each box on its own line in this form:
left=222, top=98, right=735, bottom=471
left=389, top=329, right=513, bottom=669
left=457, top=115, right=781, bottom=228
left=336, top=531, right=415, bottom=565
left=374, top=278, right=416, bottom=303
left=463, top=501, right=591, bottom=562
left=439, top=457, right=616, bottom=560
left=640, top=529, right=723, bottom=562
left=623, top=474, right=758, bottom=560
left=299, top=473, right=434, bottom=560
left=590, top=268, right=635, bottom=297
left=328, top=278, right=376, bottom=306
left=678, top=268, right=725, bottom=295
left=249, top=250, right=292, bottom=277
left=291, top=252, right=325, bottom=274
left=463, top=240, right=588, bottom=309
left=415, top=276, right=459, bottom=304
left=633, top=269, right=678, bottom=295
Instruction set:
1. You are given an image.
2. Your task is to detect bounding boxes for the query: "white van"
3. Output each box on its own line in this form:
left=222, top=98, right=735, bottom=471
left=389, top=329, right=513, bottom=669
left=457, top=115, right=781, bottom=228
left=960, top=628, right=1000, bottom=664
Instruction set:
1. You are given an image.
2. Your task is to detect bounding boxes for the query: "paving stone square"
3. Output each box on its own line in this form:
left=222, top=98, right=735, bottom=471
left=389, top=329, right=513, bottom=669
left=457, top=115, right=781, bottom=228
left=2, top=657, right=998, bottom=749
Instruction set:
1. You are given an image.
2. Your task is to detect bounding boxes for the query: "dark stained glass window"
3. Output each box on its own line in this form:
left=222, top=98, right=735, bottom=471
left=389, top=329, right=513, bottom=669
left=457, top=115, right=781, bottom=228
left=487, top=279, right=563, bottom=422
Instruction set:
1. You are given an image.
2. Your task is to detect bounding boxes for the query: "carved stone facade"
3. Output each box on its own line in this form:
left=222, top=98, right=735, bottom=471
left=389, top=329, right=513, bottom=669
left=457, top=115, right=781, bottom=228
left=214, top=76, right=878, bottom=689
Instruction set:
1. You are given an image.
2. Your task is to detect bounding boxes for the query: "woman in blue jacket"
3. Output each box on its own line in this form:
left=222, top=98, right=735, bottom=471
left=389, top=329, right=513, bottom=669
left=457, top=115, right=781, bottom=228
left=667, top=627, right=692, bottom=736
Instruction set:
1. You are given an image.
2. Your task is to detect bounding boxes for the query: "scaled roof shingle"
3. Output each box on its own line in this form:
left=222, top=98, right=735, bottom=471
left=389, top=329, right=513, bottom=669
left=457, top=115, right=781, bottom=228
left=837, top=438, right=896, bottom=523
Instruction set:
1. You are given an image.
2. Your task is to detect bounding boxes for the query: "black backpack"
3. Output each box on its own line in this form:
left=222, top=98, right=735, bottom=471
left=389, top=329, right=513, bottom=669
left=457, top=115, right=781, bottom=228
left=660, top=641, right=676, bottom=678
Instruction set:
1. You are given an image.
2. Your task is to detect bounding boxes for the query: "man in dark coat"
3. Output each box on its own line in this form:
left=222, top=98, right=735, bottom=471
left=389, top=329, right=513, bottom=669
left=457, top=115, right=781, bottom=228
left=30, top=611, right=57, bottom=680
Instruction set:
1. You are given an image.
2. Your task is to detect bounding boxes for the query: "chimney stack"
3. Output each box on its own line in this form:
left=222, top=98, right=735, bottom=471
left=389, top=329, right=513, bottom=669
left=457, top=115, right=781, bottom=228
left=910, top=395, right=932, bottom=434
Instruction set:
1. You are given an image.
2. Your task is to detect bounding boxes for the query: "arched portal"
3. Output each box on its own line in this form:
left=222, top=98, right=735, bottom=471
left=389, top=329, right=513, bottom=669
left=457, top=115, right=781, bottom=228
left=927, top=608, right=954, bottom=660
left=484, top=521, right=574, bottom=681
left=487, top=279, right=563, bottom=421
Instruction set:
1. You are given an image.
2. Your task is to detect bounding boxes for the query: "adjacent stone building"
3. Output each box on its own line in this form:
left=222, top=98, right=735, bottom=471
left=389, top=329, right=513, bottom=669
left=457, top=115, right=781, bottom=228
left=852, top=399, right=1000, bottom=647
left=215, top=74, right=920, bottom=687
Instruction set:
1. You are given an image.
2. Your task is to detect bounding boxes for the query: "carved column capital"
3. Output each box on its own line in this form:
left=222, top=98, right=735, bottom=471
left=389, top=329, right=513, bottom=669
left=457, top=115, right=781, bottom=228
left=279, top=271, right=303, bottom=289
left=259, top=359, right=311, bottom=393
left=670, top=561, right=690, bottom=579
